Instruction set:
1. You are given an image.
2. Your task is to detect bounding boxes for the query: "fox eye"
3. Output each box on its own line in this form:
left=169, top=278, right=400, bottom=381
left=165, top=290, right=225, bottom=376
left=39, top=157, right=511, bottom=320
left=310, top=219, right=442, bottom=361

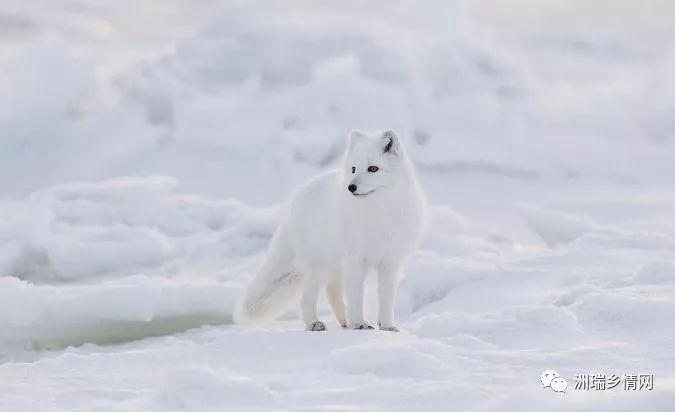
left=351, top=167, right=356, bottom=174
left=367, top=166, right=379, bottom=173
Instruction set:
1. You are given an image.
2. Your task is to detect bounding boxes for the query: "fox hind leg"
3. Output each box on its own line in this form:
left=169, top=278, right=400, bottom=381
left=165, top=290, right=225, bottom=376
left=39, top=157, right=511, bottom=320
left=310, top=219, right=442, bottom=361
left=300, top=277, right=326, bottom=332
left=301, top=278, right=326, bottom=331
left=326, top=278, right=347, bottom=328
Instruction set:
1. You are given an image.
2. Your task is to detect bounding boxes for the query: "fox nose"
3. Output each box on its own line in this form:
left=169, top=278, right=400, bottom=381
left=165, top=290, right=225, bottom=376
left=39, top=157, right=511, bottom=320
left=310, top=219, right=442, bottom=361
left=348, top=184, right=357, bottom=193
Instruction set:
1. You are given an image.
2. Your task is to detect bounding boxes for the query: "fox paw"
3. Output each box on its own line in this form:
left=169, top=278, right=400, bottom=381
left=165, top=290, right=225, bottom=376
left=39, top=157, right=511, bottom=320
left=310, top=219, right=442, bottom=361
left=349, top=322, right=375, bottom=330
left=306, top=321, right=327, bottom=332
left=378, top=323, right=400, bottom=332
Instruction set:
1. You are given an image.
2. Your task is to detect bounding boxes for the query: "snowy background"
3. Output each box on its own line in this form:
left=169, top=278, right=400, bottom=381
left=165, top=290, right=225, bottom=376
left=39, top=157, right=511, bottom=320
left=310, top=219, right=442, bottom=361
left=1, top=0, right=675, bottom=410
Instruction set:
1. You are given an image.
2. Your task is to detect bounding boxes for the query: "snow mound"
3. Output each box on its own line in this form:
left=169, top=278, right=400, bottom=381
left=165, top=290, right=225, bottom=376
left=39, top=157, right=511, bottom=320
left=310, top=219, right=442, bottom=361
left=153, top=365, right=277, bottom=412
left=517, top=204, right=597, bottom=247
left=0, top=177, right=281, bottom=350
left=2, top=176, right=277, bottom=283
left=571, top=289, right=675, bottom=339
left=632, top=261, right=675, bottom=285
left=327, top=340, right=443, bottom=379
left=410, top=306, right=584, bottom=350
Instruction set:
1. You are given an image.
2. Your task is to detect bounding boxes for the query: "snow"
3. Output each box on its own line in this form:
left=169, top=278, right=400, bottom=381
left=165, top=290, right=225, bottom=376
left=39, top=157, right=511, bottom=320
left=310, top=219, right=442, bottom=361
left=2, top=0, right=675, bottom=411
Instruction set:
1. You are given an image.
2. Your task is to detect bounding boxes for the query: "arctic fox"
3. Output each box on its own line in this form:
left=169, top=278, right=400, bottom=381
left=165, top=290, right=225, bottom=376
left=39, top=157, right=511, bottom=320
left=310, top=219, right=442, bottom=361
left=235, top=130, right=426, bottom=331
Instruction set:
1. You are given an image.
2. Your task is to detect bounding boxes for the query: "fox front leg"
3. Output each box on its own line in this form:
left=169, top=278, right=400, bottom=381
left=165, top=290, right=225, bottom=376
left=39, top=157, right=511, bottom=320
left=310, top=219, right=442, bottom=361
left=377, top=265, right=400, bottom=332
left=342, top=257, right=374, bottom=330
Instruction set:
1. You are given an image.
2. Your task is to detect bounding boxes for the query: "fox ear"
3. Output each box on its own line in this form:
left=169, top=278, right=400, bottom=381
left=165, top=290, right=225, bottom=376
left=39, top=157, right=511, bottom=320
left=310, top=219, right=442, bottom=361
left=348, top=130, right=365, bottom=149
left=382, top=130, right=398, bottom=155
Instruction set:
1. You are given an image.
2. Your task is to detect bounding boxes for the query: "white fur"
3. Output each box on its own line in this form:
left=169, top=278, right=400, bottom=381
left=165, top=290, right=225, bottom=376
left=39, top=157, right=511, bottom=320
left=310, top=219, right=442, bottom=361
left=235, top=130, right=426, bottom=331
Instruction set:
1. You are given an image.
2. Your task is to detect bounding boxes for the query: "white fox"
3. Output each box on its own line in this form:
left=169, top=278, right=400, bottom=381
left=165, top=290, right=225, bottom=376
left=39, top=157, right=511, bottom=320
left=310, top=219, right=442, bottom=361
left=235, top=130, right=426, bottom=331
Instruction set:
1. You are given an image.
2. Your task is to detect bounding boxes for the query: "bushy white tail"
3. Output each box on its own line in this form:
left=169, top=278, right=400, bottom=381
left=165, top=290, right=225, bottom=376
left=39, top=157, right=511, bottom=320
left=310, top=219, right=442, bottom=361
left=234, top=224, right=302, bottom=324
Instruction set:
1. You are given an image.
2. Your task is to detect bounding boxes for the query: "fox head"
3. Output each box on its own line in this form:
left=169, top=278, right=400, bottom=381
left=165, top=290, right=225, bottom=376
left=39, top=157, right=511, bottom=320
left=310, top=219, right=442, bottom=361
left=343, top=130, right=409, bottom=197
